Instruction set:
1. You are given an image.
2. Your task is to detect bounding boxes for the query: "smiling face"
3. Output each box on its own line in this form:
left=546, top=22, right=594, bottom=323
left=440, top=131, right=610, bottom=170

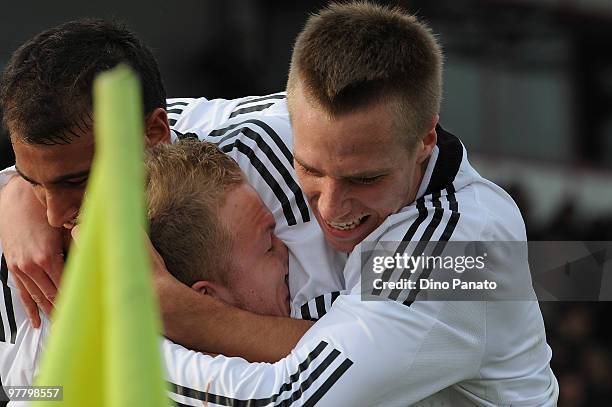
left=291, top=85, right=434, bottom=253
left=216, top=182, right=290, bottom=317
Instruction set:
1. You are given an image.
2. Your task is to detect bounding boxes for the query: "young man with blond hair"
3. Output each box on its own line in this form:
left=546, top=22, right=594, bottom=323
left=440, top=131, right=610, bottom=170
left=0, top=140, right=292, bottom=390
left=145, top=141, right=291, bottom=317
left=155, top=3, right=558, bottom=406
left=0, top=3, right=557, bottom=405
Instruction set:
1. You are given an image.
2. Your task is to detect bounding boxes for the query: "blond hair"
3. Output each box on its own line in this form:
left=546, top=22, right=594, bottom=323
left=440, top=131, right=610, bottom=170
left=145, top=140, right=243, bottom=286
left=287, top=1, right=443, bottom=146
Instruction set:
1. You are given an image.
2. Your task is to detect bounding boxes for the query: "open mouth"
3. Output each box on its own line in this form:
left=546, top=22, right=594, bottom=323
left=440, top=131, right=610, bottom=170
left=325, top=214, right=370, bottom=231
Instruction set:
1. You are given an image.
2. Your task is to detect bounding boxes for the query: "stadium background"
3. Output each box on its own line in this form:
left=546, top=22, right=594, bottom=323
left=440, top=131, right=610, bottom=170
left=0, top=1, right=610, bottom=405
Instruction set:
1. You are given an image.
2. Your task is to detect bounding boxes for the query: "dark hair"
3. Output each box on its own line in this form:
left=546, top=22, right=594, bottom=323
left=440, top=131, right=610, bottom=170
left=0, top=19, right=166, bottom=145
left=287, top=1, right=443, bottom=145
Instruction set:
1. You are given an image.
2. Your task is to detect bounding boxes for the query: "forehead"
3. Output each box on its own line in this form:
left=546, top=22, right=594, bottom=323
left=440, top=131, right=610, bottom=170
left=291, top=92, right=407, bottom=175
left=12, top=135, right=95, bottom=183
left=220, top=183, right=274, bottom=238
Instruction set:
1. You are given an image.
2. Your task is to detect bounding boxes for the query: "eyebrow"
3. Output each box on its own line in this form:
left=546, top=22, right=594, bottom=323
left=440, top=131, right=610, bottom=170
left=15, top=165, right=90, bottom=185
left=294, top=155, right=389, bottom=179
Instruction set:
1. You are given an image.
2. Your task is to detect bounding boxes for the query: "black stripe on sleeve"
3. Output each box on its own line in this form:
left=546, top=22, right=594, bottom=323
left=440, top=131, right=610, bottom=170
left=219, top=127, right=307, bottom=218
left=229, top=103, right=275, bottom=119
left=166, top=108, right=185, bottom=115
left=220, top=128, right=310, bottom=224
left=236, top=94, right=285, bottom=107
left=0, top=372, right=8, bottom=402
left=208, top=119, right=293, bottom=167
left=403, top=187, right=461, bottom=306
left=446, top=183, right=458, bottom=213
left=437, top=211, right=460, bottom=250
left=0, top=277, right=4, bottom=343
left=302, top=358, right=353, bottom=407
left=300, top=291, right=341, bottom=322
left=387, top=197, right=445, bottom=302
left=432, top=190, right=442, bottom=209
left=276, top=349, right=342, bottom=407
left=0, top=255, right=17, bottom=344
left=301, top=302, right=313, bottom=321
left=315, top=295, right=326, bottom=319
left=166, top=101, right=190, bottom=108
left=371, top=197, right=428, bottom=297
left=169, top=118, right=177, bottom=126
left=221, top=140, right=297, bottom=226
left=169, top=341, right=351, bottom=407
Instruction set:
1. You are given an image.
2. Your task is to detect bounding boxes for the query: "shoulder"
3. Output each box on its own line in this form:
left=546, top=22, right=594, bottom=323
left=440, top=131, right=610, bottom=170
left=167, top=92, right=288, bottom=137
left=379, top=178, right=525, bottom=245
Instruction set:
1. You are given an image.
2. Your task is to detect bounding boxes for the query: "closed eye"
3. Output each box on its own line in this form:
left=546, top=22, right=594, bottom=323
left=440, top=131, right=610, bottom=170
left=296, top=161, right=322, bottom=177
left=63, top=176, right=88, bottom=187
left=352, top=175, right=383, bottom=185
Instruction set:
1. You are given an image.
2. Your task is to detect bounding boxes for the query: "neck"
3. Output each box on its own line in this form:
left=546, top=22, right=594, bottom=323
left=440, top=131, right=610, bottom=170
left=405, top=155, right=430, bottom=208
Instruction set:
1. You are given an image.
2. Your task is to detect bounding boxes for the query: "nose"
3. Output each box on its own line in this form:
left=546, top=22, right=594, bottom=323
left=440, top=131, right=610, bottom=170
left=45, top=190, right=79, bottom=228
left=316, top=178, right=350, bottom=221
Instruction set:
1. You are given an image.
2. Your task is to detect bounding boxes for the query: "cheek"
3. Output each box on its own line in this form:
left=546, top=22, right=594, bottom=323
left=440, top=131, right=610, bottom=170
left=32, top=187, right=47, bottom=207
left=356, top=185, right=393, bottom=208
left=354, top=183, right=408, bottom=215
left=59, top=188, right=87, bottom=209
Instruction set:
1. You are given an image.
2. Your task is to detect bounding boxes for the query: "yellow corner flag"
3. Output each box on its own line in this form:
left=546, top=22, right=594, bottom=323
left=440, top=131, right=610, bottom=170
left=34, top=65, right=170, bottom=406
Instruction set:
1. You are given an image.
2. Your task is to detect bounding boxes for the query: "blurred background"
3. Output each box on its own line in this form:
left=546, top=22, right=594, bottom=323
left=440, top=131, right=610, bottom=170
left=1, top=1, right=611, bottom=405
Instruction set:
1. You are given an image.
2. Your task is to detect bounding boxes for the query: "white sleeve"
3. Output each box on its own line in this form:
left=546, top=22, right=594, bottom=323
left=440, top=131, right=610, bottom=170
left=172, top=100, right=308, bottom=232
left=162, top=190, right=556, bottom=406
left=0, top=166, right=17, bottom=191
left=163, top=334, right=354, bottom=407
left=162, top=295, right=485, bottom=407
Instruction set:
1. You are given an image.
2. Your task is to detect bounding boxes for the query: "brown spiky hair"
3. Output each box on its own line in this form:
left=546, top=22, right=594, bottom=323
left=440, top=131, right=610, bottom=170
left=145, top=140, right=244, bottom=287
left=287, top=1, right=443, bottom=147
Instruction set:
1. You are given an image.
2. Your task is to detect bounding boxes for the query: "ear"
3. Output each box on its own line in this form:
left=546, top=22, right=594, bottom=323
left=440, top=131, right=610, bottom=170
left=191, top=280, right=236, bottom=306
left=144, top=107, right=171, bottom=147
left=416, top=115, right=439, bottom=164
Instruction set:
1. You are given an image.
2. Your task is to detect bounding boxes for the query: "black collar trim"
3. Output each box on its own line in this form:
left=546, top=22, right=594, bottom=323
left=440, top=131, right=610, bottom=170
left=423, top=125, right=463, bottom=196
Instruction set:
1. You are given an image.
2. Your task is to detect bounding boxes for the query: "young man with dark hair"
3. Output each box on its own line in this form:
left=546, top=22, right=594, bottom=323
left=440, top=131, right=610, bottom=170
left=0, top=3, right=557, bottom=406
left=0, top=18, right=341, bottom=330
left=0, top=18, right=171, bottom=321
left=0, top=140, right=292, bottom=391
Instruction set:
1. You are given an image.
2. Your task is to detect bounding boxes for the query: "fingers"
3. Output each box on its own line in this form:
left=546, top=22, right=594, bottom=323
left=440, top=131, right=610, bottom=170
left=29, top=250, right=62, bottom=292
left=13, top=274, right=41, bottom=328
left=13, top=266, right=55, bottom=318
left=21, top=259, right=58, bottom=304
